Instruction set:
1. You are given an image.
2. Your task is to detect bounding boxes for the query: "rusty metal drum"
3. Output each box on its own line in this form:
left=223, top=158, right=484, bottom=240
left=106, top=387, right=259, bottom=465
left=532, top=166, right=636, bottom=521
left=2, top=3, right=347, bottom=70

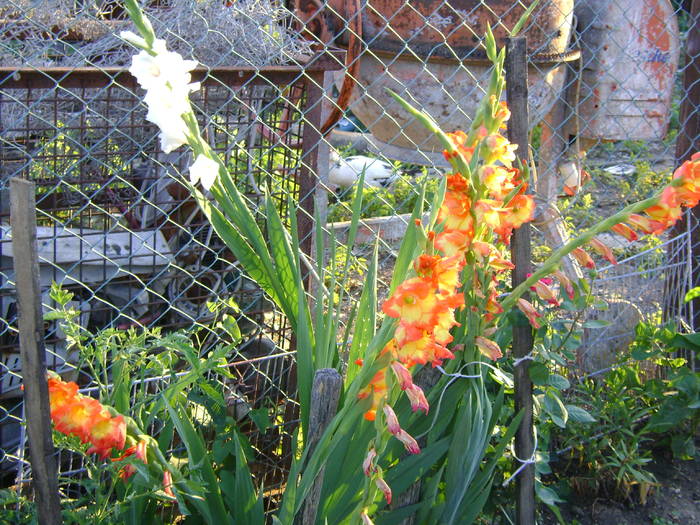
left=329, top=0, right=576, bottom=153
left=575, top=0, right=680, bottom=141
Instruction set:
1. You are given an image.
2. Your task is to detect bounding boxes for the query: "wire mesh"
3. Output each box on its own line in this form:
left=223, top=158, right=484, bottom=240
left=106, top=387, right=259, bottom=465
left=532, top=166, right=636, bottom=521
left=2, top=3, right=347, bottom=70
left=0, top=0, right=698, bottom=519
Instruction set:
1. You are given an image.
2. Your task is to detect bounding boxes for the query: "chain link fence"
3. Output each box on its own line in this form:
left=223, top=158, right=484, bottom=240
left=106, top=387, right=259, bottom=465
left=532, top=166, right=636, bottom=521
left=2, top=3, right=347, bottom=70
left=0, top=0, right=697, bottom=517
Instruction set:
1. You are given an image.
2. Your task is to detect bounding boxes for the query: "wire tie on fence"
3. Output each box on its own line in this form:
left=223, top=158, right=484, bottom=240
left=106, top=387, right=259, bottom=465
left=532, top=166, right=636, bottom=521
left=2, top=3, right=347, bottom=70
left=502, top=432, right=538, bottom=488
left=512, top=352, right=535, bottom=368
left=435, top=364, right=481, bottom=379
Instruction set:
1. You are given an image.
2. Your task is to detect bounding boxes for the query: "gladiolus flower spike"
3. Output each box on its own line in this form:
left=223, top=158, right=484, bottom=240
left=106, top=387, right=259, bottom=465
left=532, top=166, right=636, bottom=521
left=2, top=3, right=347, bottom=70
left=48, top=374, right=127, bottom=459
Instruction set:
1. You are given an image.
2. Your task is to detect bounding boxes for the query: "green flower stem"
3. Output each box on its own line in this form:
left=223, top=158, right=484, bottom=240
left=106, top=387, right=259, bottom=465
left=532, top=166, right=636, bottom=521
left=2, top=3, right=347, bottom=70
left=500, top=193, right=662, bottom=313
left=123, top=0, right=156, bottom=48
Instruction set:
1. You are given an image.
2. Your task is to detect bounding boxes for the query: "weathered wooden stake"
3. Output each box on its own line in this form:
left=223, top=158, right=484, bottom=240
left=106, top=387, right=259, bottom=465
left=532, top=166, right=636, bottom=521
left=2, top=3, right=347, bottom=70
left=506, top=38, right=536, bottom=525
left=9, top=178, right=62, bottom=524
left=295, top=368, right=342, bottom=525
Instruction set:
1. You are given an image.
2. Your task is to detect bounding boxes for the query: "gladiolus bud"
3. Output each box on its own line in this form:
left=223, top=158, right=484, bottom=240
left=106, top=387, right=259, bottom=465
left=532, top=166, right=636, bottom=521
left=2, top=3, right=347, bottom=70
left=611, top=223, right=638, bottom=242
left=628, top=213, right=660, bottom=235
left=530, top=280, right=560, bottom=306
left=390, top=361, right=414, bottom=390
left=405, top=384, right=429, bottom=414
left=396, top=429, right=421, bottom=454
left=383, top=405, right=402, bottom=435
left=571, top=248, right=596, bottom=269
left=375, top=476, right=392, bottom=504
left=588, top=237, right=617, bottom=265
left=163, top=470, right=175, bottom=498
left=516, top=298, right=542, bottom=329
left=363, top=448, right=377, bottom=476
left=360, top=510, right=375, bottom=525
left=553, top=271, right=575, bottom=300
left=475, top=336, right=503, bottom=360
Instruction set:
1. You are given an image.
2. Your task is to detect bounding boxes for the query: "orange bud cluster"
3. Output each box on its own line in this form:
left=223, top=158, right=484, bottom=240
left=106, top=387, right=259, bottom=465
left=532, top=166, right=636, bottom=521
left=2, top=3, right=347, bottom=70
left=48, top=374, right=126, bottom=459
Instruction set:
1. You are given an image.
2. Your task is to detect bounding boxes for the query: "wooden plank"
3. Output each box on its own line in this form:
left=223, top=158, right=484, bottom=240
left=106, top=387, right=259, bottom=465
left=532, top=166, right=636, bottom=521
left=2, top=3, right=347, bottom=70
left=295, top=368, right=342, bottom=525
left=9, top=178, right=62, bottom=525
left=506, top=37, right=536, bottom=525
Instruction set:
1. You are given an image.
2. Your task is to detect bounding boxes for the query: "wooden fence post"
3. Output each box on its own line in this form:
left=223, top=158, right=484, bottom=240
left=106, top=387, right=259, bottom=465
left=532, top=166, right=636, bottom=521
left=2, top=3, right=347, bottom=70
left=10, top=178, right=63, bottom=524
left=506, top=38, right=536, bottom=525
left=295, top=368, right=342, bottom=525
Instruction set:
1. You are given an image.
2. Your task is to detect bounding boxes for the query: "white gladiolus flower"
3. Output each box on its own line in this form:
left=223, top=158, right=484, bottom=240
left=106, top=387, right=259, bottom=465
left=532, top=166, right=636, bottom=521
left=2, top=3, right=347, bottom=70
left=129, top=43, right=196, bottom=92
left=189, top=155, right=219, bottom=191
left=128, top=39, right=200, bottom=153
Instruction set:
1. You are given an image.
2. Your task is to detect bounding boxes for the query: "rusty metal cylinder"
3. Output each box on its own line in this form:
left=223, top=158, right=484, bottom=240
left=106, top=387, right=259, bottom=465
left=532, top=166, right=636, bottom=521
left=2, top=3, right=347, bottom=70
left=328, top=0, right=576, bottom=153
left=575, top=0, right=680, bottom=141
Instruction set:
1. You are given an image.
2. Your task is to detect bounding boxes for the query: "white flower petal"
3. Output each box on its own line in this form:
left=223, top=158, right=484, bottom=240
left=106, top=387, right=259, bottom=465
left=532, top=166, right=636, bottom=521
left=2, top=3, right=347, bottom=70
left=189, top=155, right=219, bottom=190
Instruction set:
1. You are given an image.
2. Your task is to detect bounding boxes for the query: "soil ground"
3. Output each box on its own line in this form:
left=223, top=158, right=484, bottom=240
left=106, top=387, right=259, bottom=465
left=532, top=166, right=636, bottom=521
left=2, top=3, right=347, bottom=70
left=542, top=448, right=700, bottom=525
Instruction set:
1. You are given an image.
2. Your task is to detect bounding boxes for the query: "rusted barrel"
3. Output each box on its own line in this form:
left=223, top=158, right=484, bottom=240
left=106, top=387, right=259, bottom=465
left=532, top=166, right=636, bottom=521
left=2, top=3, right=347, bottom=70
left=575, top=0, right=679, bottom=141
left=327, top=0, right=577, bottom=153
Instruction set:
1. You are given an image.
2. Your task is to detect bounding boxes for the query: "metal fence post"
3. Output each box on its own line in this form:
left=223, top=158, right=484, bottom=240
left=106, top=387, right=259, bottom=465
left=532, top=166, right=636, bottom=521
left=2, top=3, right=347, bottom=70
left=9, top=178, right=62, bottom=524
left=506, top=37, right=536, bottom=525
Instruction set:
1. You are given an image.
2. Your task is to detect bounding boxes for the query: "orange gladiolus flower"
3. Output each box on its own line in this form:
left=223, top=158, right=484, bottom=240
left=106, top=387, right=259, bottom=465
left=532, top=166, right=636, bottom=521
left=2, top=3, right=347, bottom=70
left=672, top=152, right=700, bottom=207
left=645, top=186, right=682, bottom=231
left=483, top=133, right=517, bottom=166
left=444, top=130, right=475, bottom=163
left=394, top=325, right=454, bottom=367
left=446, top=172, right=470, bottom=193
left=434, top=228, right=473, bottom=256
left=413, top=254, right=465, bottom=293
left=480, top=165, right=519, bottom=200
left=439, top=191, right=474, bottom=232
left=382, top=278, right=440, bottom=328
left=48, top=375, right=127, bottom=458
